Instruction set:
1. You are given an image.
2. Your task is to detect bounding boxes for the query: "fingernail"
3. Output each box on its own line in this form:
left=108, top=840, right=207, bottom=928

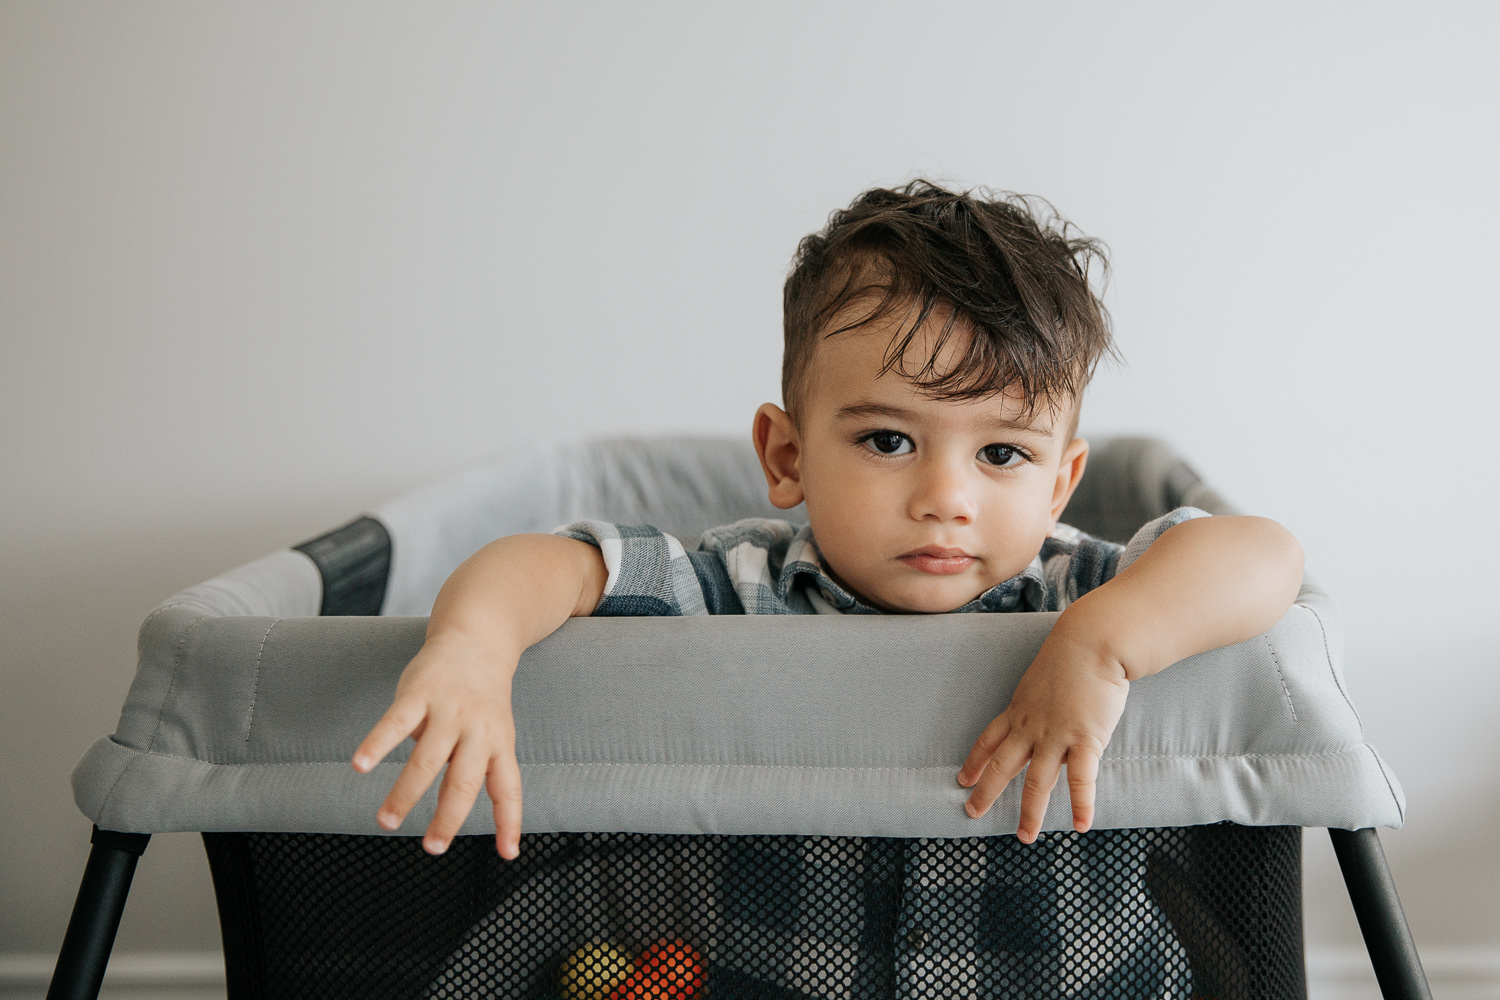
left=353, top=755, right=371, bottom=772
left=424, top=836, right=448, bottom=855
left=377, top=810, right=399, bottom=830
left=965, top=801, right=980, bottom=819
left=956, top=770, right=969, bottom=787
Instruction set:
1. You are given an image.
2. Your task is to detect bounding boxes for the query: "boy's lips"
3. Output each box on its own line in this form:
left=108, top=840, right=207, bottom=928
left=897, top=545, right=975, bottom=575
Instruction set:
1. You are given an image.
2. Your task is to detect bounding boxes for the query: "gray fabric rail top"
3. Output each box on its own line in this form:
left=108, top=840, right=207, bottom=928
left=71, top=436, right=1405, bottom=838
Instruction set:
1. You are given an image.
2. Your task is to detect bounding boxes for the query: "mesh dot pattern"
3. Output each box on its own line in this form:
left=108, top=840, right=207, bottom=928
left=202, top=826, right=1304, bottom=1000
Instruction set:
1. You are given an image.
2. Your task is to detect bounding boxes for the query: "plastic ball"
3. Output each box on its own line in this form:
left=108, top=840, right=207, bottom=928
left=560, top=942, right=636, bottom=1000
left=609, top=939, right=705, bottom=999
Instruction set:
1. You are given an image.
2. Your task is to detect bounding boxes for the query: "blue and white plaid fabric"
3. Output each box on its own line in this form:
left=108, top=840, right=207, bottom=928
left=555, top=508, right=1208, bottom=618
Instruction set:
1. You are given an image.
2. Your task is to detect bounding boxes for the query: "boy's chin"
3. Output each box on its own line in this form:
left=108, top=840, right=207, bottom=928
left=869, top=584, right=984, bottom=615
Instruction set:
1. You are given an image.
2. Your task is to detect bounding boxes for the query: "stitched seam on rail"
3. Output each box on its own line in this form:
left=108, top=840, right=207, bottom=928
left=1263, top=634, right=1297, bottom=722
left=145, top=613, right=212, bottom=754
left=98, top=744, right=144, bottom=821
left=1302, top=602, right=1360, bottom=726
left=522, top=750, right=1361, bottom=765
left=1364, top=743, right=1405, bottom=824
left=122, top=747, right=1370, bottom=767
left=244, top=618, right=282, bottom=743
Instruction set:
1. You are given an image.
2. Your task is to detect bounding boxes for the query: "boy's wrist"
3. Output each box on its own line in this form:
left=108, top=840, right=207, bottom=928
left=1052, top=594, right=1141, bottom=683
left=422, top=620, right=527, bottom=670
left=1054, top=516, right=1304, bottom=682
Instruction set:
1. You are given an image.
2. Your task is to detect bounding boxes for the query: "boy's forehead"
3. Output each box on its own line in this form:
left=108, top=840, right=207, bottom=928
left=806, top=325, right=1072, bottom=437
left=832, top=394, right=1065, bottom=439
left=809, top=295, right=978, bottom=389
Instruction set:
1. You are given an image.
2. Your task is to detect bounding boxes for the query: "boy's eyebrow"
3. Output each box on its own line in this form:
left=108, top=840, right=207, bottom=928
left=834, top=401, right=1055, bottom=437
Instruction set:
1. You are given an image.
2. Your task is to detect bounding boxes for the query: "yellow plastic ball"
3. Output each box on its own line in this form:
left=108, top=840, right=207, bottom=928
left=560, top=942, right=635, bottom=1000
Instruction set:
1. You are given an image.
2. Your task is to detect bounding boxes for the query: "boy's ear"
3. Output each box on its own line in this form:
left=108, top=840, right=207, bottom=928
left=1050, top=437, right=1090, bottom=528
left=752, top=403, right=805, bottom=510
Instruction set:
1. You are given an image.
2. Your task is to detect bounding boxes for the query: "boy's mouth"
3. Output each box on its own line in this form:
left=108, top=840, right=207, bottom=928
left=897, top=546, right=975, bottom=575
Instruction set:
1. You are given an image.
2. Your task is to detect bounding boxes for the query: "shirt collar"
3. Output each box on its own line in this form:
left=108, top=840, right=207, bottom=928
left=777, top=525, right=874, bottom=613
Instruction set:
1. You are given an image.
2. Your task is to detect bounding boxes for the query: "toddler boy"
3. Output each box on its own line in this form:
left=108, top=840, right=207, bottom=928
left=353, top=180, right=1304, bottom=861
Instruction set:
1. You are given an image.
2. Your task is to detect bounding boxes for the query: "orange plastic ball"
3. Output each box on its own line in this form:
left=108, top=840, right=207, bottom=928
left=608, top=939, right=705, bottom=999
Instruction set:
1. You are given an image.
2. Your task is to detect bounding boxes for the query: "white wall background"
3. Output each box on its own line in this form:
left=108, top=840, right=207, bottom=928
left=3, top=0, right=1497, bottom=969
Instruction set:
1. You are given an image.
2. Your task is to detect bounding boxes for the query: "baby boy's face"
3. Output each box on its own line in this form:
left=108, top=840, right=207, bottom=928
left=761, top=311, right=1088, bottom=614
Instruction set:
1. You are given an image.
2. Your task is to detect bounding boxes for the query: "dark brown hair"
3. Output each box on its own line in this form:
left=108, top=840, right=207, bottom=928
left=782, top=180, right=1116, bottom=425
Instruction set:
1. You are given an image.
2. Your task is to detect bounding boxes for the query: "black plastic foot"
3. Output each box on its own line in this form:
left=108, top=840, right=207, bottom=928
left=46, top=826, right=152, bottom=1000
left=1329, top=827, right=1431, bottom=1000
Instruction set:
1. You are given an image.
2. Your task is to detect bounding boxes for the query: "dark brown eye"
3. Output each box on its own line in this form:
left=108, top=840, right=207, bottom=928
left=979, top=444, right=1021, bottom=467
left=863, top=431, right=913, bottom=456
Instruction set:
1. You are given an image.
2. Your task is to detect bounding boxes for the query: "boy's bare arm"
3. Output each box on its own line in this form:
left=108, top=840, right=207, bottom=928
left=958, top=515, right=1304, bottom=842
left=352, top=534, right=607, bottom=858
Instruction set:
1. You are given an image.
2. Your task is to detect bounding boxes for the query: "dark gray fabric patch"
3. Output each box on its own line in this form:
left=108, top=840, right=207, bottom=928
left=293, top=517, right=392, bottom=616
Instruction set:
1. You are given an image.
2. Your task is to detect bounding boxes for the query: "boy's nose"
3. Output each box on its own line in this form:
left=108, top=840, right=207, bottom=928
left=908, top=458, right=977, bottom=524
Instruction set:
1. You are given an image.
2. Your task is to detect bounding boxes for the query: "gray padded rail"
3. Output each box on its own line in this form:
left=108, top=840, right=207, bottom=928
left=71, top=437, right=1405, bottom=837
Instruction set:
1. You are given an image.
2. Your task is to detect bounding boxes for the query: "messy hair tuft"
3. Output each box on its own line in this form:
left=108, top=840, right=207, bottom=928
left=782, top=180, right=1117, bottom=423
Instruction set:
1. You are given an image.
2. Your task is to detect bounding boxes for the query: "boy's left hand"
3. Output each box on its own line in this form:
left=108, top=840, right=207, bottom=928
left=957, top=627, right=1129, bottom=843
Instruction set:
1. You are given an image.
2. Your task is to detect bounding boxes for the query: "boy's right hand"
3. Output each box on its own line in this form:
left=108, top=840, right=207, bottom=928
left=350, top=532, right=609, bottom=860
left=352, top=634, right=524, bottom=859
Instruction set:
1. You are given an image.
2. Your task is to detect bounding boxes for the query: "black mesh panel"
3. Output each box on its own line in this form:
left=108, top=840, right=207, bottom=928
left=203, top=826, right=1304, bottom=1000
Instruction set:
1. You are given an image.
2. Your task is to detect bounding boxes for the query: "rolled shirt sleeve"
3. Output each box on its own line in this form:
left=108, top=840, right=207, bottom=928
left=553, top=521, right=741, bottom=616
left=1038, top=507, right=1213, bottom=612
left=1117, top=506, right=1212, bottom=574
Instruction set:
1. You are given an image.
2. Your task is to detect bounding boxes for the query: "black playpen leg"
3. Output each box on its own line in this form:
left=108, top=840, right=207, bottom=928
left=1328, top=827, right=1432, bottom=1000
left=46, top=826, right=152, bottom=1000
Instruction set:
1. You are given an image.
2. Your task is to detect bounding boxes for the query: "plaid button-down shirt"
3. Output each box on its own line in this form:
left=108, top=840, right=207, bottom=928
left=556, top=508, right=1207, bottom=619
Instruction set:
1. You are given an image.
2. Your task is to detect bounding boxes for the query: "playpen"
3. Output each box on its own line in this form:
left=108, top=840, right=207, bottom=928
left=49, top=437, right=1428, bottom=999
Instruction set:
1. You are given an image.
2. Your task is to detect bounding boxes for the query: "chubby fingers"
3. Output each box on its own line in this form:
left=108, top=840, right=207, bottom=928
left=1065, top=746, right=1101, bottom=834
left=961, top=727, right=1035, bottom=822
left=422, top=735, right=492, bottom=855
left=963, top=743, right=1102, bottom=843
left=957, top=712, right=1011, bottom=789
left=959, top=712, right=1096, bottom=842
left=964, top=741, right=1065, bottom=843
left=1016, top=750, right=1064, bottom=844
left=352, top=695, right=429, bottom=775
left=489, top=749, right=523, bottom=860
left=374, top=716, right=459, bottom=836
